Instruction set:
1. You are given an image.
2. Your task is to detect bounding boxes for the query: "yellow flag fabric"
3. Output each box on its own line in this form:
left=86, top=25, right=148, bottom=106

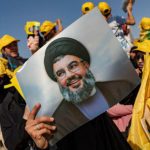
left=0, top=58, right=25, bottom=99
left=0, top=57, right=13, bottom=78
left=127, top=53, right=150, bottom=150
left=140, top=31, right=150, bottom=42
left=133, top=39, right=150, bottom=53
left=4, top=67, right=25, bottom=100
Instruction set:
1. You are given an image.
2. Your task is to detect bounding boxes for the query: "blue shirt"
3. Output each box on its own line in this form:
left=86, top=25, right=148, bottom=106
left=75, top=88, right=109, bottom=120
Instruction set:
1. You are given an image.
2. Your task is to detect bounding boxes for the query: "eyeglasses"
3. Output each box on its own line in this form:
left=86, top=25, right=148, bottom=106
left=54, top=60, right=84, bottom=80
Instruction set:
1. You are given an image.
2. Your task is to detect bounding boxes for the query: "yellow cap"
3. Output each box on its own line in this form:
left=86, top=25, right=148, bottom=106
left=81, top=2, right=95, bottom=14
left=98, top=2, right=111, bottom=16
left=133, top=39, right=150, bottom=53
left=0, top=34, right=19, bottom=52
left=40, top=20, right=56, bottom=36
left=24, top=21, right=40, bottom=35
left=139, top=17, right=150, bottom=31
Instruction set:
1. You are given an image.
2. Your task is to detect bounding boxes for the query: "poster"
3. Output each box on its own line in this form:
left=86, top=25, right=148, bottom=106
left=16, top=8, right=140, bottom=145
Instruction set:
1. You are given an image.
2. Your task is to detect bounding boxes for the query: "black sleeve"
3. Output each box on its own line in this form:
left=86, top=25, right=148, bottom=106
left=0, top=89, right=57, bottom=150
left=44, top=144, right=57, bottom=150
left=0, top=91, right=31, bottom=150
left=119, top=84, right=140, bottom=105
left=0, top=75, right=10, bottom=103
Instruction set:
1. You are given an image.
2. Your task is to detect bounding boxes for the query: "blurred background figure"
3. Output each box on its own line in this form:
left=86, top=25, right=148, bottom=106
left=139, top=17, right=150, bottom=41
left=135, top=50, right=145, bottom=78
left=129, top=17, right=150, bottom=78
left=0, top=34, right=26, bottom=101
left=98, top=1, right=111, bottom=17
left=97, top=1, right=136, bottom=138
left=81, top=1, right=95, bottom=15
left=0, top=34, right=28, bottom=150
left=134, top=51, right=144, bottom=78
left=98, top=1, right=135, bottom=57
left=131, top=39, right=149, bottom=78
left=40, top=19, right=63, bottom=43
left=24, top=21, right=44, bottom=54
left=127, top=48, right=150, bottom=150
left=129, top=45, right=137, bottom=68
left=0, top=34, right=26, bottom=70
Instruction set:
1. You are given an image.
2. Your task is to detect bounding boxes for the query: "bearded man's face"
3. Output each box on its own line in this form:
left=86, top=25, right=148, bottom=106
left=53, top=55, right=95, bottom=103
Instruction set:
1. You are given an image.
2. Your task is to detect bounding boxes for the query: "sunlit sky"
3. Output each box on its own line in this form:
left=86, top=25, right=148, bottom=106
left=0, top=0, right=150, bottom=58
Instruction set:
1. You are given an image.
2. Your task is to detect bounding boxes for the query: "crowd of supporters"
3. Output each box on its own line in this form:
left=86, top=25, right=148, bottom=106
left=0, top=1, right=150, bottom=150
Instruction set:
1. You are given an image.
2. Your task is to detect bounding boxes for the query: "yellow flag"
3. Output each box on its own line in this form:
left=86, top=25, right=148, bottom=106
left=4, top=67, right=25, bottom=100
left=127, top=53, right=150, bottom=150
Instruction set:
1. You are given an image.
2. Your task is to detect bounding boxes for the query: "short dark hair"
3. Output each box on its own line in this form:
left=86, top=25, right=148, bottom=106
left=130, top=46, right=138, bottom=53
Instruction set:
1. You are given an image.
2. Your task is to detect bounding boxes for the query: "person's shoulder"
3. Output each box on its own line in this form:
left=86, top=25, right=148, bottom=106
left=0, top=87, right=25, bottom=109
left=0, top=88, right=16, bottom=106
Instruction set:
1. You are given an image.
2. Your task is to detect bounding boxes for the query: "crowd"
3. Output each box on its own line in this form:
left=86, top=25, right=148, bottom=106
left=0, top=1, right=150, bottom=150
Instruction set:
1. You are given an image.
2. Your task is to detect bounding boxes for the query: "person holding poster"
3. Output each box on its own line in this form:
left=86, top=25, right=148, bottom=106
left=25, top=37, right=132, bottom=150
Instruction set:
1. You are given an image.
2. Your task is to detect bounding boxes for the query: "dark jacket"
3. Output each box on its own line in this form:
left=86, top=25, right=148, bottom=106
left=0, top=75, right=10, bottom=103
left=0, top=87, right=31, bottom=150
left=56, top=112, right=132, bottom=150
left=0, top=57, right=38, bottom=150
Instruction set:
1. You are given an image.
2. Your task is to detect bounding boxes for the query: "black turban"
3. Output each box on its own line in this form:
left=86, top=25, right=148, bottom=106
left=44, top=37, right=90, bottom=81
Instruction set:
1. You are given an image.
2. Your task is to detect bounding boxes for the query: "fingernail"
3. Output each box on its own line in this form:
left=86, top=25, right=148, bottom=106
left=52, top=126, right=56, bottom=130
left=50, top=117, right=54, bottom=121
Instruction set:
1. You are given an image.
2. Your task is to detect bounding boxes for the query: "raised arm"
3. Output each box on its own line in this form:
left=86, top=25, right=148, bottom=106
left=126, top=2, right=135, bottom=25
left=55, top=19, right=63, bottom=35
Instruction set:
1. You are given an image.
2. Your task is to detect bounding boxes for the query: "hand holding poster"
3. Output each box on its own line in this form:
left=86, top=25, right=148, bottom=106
left=16, top=8, right=140, bottom=145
